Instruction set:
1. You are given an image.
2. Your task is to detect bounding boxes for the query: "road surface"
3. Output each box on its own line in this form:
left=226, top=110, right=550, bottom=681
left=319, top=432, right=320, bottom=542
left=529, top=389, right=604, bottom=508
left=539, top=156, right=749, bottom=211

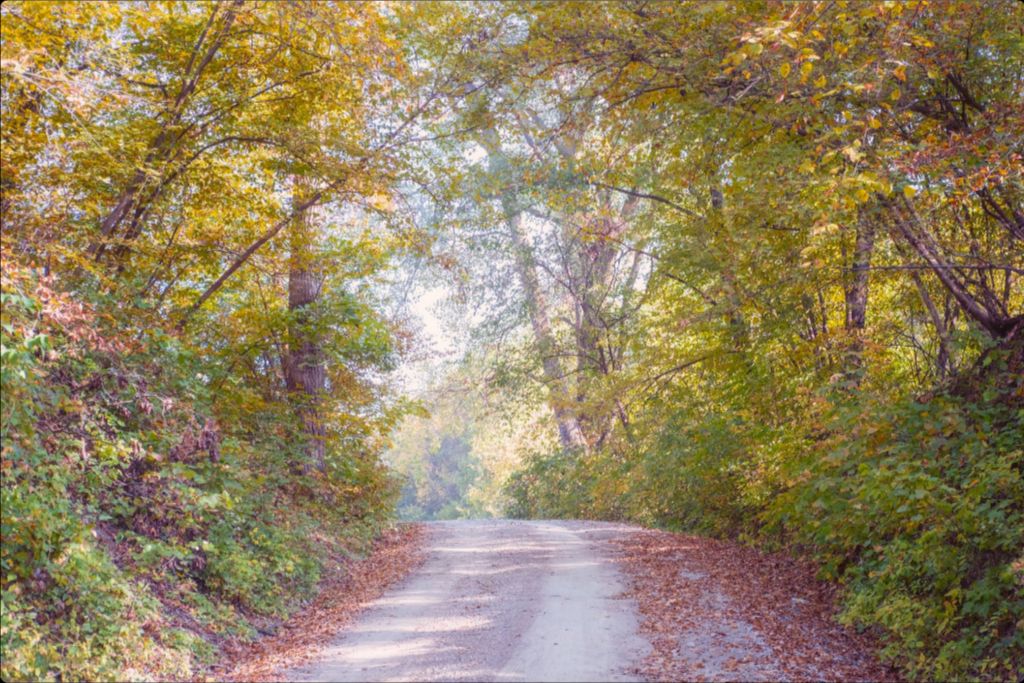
left=285, top=520, right=650, bottom=682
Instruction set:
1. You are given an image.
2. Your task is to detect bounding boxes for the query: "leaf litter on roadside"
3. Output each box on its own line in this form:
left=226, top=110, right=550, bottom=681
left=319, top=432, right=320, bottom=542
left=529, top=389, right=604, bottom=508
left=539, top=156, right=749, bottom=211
left=213, top=523, right=426, bottom=682
left=611, top=529, right=899, bottom=682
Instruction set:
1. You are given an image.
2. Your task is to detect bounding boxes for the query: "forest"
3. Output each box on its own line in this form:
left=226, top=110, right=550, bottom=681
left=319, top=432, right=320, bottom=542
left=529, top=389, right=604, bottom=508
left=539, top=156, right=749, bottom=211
left=1, top=1, right=1021, bottom=681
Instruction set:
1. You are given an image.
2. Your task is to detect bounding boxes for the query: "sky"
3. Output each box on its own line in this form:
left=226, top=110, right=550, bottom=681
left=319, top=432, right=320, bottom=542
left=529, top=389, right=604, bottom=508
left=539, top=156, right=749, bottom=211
left=393, top=284, right=462, bottom=397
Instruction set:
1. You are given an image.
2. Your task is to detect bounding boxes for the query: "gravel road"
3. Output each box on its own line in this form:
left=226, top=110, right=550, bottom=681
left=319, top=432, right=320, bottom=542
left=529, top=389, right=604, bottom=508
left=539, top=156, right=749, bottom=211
left=285, top=519, right=651, bottom=682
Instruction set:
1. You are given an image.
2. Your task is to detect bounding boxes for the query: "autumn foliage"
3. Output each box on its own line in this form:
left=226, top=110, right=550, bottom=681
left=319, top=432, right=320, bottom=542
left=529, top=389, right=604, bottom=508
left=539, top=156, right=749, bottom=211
left=437, top=1, right=1021, bottom=680
left=2, top=1, right=1022, bottom=681
left=2, top=2, right=421, bottom=679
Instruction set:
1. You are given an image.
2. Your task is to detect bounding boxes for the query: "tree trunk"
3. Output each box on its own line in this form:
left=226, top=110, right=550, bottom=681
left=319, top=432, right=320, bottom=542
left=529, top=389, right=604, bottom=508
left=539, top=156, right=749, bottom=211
left=284, top=182, right=326, bottom=473
left=843, top=208, right=877, bottom=382
left=478, top=130, right=588, bottom=452
left=507, top=209, right=588, bottom=452
left=910, top=271, right=951, bottom=377
left=886, top=197, right=1018, bottom=338
left=709, top=186, right=749, bottom=350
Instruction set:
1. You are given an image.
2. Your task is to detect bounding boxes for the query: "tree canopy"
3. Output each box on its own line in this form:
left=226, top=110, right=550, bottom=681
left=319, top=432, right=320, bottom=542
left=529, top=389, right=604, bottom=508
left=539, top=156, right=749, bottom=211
left=2, top=2, right=1021, bottom=681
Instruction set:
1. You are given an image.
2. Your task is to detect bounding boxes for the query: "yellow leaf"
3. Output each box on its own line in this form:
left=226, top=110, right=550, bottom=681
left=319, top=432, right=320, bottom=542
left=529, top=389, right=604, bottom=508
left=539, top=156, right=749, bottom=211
left=903, top=185, right=917, bottom=199
left=890, top=87, right=901, bottom=101
left=843, top=142, right=864, bottom=163
left=779, top=62, right=791, bottom=78
left=814, top=74, right=827, bottom=88
left=368, top=193, right=394, bottom=211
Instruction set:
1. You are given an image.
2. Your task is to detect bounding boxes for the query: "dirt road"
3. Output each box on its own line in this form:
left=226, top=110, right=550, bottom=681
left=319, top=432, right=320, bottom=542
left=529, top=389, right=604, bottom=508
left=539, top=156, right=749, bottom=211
left=284, top=520, right=650, bottom=682
left=274, top=519, right=889, bottom=682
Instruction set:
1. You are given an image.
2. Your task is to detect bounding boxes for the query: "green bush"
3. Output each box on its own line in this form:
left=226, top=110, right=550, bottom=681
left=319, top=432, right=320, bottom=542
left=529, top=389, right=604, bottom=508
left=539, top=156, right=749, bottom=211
left=203, top=509, right=321, bottom=616
left=505, top=449, right=594, bottom=519
left=0, top=535, right=164, bottom=682
left=628, top=413, right=764, bottom=536
left=1, top=265, right=399, bottom=681
left=504, top=344, right=1023, bottom=681
left=766, top=378, right=1023, bottom=680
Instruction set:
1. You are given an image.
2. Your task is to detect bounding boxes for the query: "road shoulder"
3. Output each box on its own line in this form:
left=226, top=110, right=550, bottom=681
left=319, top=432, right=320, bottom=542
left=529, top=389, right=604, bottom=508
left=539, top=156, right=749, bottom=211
left=609, top=527, right=896, bottom=681
left=217, top=524, right=426, bottom=682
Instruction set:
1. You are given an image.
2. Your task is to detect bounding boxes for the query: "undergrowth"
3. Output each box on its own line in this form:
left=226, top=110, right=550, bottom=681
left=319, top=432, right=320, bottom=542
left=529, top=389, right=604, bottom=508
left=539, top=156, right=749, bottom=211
left=1, top=265, right=399, bottom=681
left=506, top=340, right=1024, bottom=681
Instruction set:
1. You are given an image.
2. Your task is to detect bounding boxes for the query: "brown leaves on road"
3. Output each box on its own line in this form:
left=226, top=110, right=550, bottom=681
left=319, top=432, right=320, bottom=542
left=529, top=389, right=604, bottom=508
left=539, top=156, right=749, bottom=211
left=213, top=523, right=426, bottom=682
left=611, top=529, right=898, bottom=682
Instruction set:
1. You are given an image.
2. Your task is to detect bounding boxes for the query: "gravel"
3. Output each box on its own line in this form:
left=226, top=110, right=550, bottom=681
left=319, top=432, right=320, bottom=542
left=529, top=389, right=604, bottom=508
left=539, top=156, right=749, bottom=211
left=283, top=519, right=650, bottom=682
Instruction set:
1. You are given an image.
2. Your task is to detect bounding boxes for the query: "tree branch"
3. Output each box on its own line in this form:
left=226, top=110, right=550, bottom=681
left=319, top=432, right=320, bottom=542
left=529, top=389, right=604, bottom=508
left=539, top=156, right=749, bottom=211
left=589, top=181, right=704, bottom=220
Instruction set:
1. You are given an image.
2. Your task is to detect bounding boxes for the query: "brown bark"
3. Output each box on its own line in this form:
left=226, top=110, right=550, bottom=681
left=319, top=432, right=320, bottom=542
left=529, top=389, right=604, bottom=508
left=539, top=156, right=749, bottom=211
left=886, top=197, right=1019, bottom=338
left=478, top=129, right=588, bottom=452
left=284, top=183, right=326, bottom=473
left=843, top=208, right=877, bottom=381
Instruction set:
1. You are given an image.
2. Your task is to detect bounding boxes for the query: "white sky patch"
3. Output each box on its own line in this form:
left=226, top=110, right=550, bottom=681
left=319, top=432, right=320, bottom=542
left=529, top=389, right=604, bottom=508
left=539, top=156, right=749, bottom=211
left=465, top=143, right=487, bottom=164
left=393, top=285, right=462, bottom=397
left=411, top=286, right=453, bottom=355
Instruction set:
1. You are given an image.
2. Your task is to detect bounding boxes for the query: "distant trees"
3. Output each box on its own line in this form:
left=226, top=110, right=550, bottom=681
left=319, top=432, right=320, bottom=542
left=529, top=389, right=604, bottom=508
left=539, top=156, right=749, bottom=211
left=388, top=388, right=482, bottom=521
left=413, top=2, right=1023, bottom=679
left=2, top=1, right=1021, bottom=680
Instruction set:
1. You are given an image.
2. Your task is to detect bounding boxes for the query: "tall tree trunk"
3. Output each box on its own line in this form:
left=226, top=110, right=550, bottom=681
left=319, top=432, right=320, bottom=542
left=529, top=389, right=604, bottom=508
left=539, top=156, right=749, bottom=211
left=568, top=193, right=638, bottom=447
left=709, top=185, right=749, bottom=350
left=843, top=208, right=877, bottom=383
left=507, top=209, right=588, bottom=452
left=284, top=182, right=326, bottom=473
left=478, top=130, right=587, bottom=451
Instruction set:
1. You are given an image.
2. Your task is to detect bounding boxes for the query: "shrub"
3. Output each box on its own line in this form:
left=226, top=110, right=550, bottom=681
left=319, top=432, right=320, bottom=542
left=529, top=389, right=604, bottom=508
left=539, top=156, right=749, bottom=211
left=766, top=363, right=1023, bottom=680
left=1, top=264, right=399, bottom=681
